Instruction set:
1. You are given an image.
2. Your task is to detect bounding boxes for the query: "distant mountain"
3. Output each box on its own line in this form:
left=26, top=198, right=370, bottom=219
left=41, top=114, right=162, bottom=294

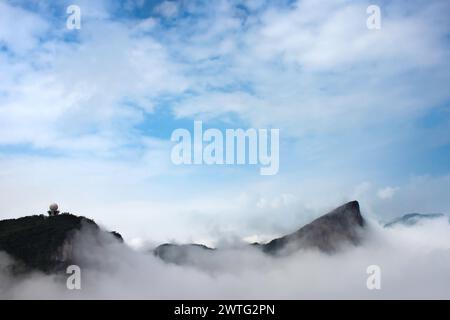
left=261, top=200, right=365, bottom=255
left=154, top=200, right=366, bottom=263
left=385, top=213, right=448, bottom=228
left=153, top=243, right=215, bottom=265
left=4, top=201, right=445, bottom=272
left=0, top=213, right=123, bottom=273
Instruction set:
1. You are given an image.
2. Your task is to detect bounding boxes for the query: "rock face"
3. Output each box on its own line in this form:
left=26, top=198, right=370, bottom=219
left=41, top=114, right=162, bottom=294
left=0, top=213, right=123, bottom=273
left=154, top=201, right=366, bottom=264
left=261, top=201, right=365, bottom=255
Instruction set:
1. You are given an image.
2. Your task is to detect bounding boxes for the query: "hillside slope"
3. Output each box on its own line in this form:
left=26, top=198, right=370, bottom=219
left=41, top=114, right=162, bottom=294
left=0, top=214, right=122, bottom=273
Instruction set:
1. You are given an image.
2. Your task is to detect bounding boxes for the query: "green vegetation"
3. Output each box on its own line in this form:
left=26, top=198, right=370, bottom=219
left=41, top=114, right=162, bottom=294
left=0, top=213, right=119, bottom=273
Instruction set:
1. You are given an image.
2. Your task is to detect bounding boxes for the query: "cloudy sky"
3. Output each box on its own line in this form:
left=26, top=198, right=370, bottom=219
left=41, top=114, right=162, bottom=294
left=0, top=0, right=449, bottom=245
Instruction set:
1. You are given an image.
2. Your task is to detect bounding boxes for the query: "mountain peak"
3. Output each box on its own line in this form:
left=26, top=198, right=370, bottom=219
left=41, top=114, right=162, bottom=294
left=323, top=200, right=364, bottom=227
left=153, top=201, right=367, bottom=265
left=262, top=200, right=365, bottom=255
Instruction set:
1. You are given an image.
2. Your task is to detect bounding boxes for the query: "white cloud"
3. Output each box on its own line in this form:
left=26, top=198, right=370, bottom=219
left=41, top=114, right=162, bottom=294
left=0, top=0, right=449, bottom=249
left=0, top=1, right=49, bottom=54
left=167, top=0, right=450, bottom=140
left=2, top=0, right=450, bottom=150
left=2, top=217, right=450, bottom=298
left=154, top=1, right=179, bottom=18
left=253, top=0, right=447, bottom=70
left=377, top=186, right=399, bottom=200
left=0, top=13, right=189, bottom=153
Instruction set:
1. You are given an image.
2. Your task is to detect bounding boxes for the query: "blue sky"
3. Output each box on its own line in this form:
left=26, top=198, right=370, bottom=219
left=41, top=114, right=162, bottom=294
left=1, top=0, right=450, bottom=244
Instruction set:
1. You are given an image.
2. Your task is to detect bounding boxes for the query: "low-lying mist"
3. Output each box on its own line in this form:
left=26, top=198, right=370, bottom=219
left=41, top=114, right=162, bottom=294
left=1, top=217, right=450, bottom=299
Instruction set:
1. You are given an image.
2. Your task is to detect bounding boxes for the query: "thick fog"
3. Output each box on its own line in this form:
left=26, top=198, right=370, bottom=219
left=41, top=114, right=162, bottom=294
left=1, top=216, right=450, bottom=299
